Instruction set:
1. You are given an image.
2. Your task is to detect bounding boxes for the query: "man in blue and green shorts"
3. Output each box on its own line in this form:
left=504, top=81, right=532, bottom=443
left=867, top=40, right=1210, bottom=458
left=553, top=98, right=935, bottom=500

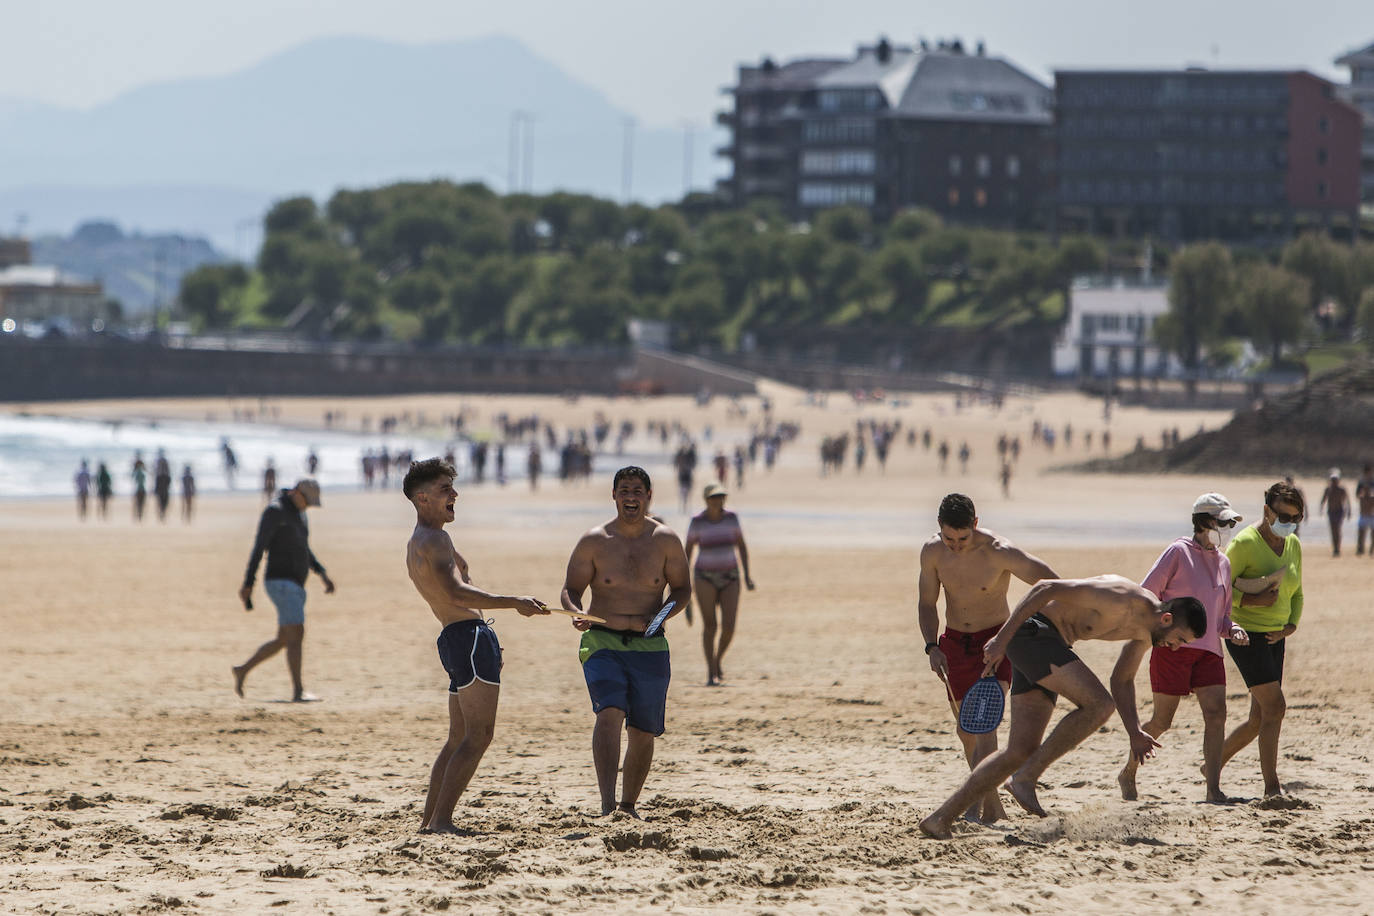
left=561, top=466, right=692, bottom=817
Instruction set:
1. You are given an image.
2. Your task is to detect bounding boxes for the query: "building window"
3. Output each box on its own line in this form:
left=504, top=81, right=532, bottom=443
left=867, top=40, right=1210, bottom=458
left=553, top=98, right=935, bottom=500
left=1318, top=116, right=1330, bottom=135
left=976, top=154, right=990, bottom=177
left=802, top=118, right=876, bottom=144
left=800, top=149, right=876, bottom=175
left=798, top=182, right=876, bottom=206
left=949, top=155, right=962, bottom=176
left=1007, top=155, right=1021, bottom=178
left=1317, top=147, right=1328, bottom=165
left=975, top=188, right=988, bottom=208
left=948, top=187, right=960, bottom=207
left=1317, top=181, right=1329, bottom=199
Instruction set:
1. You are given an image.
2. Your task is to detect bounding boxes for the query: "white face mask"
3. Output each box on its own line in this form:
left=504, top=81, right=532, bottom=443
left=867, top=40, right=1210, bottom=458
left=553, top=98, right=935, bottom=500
left=1202, top=528, right=1221, bottom=548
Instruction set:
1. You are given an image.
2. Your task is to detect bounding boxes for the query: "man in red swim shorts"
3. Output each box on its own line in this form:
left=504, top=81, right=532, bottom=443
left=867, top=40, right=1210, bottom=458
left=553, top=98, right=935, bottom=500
left=917, top=493, right=1057, bottom=823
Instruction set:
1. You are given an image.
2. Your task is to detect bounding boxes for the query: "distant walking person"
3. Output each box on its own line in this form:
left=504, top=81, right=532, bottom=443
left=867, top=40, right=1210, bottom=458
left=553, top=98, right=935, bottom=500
left=1357, top=464, right=1374, bottom=556
left=263, top=459, right=278, bottom=503
left=1319, top=469, right=1350, bottom=557
left=96, top=462, right=113, bottom=519
left=527, top=442, right=542, bottom=490
left=74, top=460, right=92, bottom=520
left=234, top=480, right=335, bottom=702
left=685, top=483, right=756, bottom=686
left=221, top=438, right=238, bottom=489
left=131, top=453, right=148, bottom=522
left=181, top=465, right=197, bottom=522
left=153, top=450, right=173, bottom=522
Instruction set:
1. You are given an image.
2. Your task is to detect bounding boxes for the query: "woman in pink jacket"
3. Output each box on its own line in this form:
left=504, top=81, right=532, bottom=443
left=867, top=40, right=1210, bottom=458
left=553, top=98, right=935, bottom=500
left=1118, top=492, right=1250, bottom=804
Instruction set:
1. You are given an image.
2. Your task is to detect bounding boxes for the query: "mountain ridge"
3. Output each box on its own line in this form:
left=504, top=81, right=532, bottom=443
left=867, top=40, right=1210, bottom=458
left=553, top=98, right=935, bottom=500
left=0, top=34, right=720, bottom=249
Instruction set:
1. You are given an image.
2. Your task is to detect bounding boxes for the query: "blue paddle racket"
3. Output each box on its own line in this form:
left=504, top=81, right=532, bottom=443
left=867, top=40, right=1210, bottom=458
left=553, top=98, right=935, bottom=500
left=957, top=676, right=1005, bottom=734
left=643, top=601, right=675, bottom=638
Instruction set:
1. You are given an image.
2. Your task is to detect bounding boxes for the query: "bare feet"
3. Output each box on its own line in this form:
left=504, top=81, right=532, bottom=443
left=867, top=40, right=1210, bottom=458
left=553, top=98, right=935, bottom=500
left=1117, top=767, right=1138, bottom=801
left=599, top=803, right=616, bottom=817
left=232, top=665, right=246, bottom=698
left=1204, top=788, right=1234, bottom=804
left=1263, top=783, right=1283, bottom=798
left=706, top=676, right=720, bottom=687
left=918, top=813, right=953, bottom=840
left=420, top=822, right=463, bottom=835
left=980, top=793, right=1006, bottom=824
left=292, top=692, right=321, bottom=703
left=1005, top=777, right=1047, bottom=817
left=616, top=803, right=642, bottom=820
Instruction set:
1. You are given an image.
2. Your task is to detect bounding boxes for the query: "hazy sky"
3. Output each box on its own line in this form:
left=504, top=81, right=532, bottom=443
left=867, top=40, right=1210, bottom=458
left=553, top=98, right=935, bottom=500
left=2, top=0, right=1370, bottom=129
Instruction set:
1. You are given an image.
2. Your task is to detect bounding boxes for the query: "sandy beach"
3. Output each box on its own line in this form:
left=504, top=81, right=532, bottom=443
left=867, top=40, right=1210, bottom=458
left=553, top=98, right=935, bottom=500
left=2, top=386, right=1371, bottom=914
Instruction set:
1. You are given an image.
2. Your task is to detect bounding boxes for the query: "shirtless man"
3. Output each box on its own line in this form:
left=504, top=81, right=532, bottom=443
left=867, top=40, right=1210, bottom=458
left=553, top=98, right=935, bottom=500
left=918, top=493, right=1057, bottom=823
left=561, top=466, right=692, bottom=817
left=919, top=576, right=1206, bottom=838
left=402, top=457, right=549, bottom=834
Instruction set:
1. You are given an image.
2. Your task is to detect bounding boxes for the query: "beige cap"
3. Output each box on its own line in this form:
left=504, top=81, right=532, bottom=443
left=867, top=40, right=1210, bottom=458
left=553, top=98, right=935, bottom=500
left=295, top=479, right=321, bottom=506
left=1192, top=492, right=1240, bottom=523
left=703, top=482, right=727, bottom=500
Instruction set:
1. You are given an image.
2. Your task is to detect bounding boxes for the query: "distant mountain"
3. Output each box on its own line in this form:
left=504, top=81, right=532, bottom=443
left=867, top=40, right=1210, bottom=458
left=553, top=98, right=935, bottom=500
left=0, top=35, right=721, bottom=248
left=31, top=221, right=226, bottom=316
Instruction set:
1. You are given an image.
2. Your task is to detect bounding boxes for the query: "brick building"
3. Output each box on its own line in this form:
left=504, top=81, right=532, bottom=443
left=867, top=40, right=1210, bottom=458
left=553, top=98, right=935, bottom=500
left=1054, top=69, right=1363, bottom=241
left=718, top=39, right=1053, bottom=227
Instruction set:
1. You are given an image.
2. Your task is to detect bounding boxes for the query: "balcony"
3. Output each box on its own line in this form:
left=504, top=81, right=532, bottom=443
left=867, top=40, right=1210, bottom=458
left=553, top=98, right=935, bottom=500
left=716, top=110, right=734, bottom=127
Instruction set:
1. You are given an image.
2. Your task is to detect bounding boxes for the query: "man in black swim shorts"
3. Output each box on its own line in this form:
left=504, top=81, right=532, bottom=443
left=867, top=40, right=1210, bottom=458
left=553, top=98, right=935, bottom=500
left=920, top=576, right=1205, bottom=838
left=403, top=458, right=549, bottom=834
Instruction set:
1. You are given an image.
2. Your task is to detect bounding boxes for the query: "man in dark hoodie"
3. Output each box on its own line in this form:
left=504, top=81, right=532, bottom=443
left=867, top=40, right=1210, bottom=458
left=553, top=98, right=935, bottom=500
left=234, top=479, right=335, bottom=701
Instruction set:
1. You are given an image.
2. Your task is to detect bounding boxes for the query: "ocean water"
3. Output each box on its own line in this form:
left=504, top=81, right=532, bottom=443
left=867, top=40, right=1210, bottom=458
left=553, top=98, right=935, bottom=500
left=0, top=413, right=678, bottom=501
left=0, top=413, right=464, bottom=499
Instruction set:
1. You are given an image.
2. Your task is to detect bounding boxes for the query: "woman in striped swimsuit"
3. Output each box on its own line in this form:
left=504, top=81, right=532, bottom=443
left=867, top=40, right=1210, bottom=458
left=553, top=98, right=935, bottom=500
left=685, top=482, right=755, bottom=686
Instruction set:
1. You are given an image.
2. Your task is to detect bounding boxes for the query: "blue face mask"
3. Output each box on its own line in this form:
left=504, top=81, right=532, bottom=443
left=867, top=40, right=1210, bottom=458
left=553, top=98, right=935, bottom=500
left=1271, top=521, right=1297, bottom=538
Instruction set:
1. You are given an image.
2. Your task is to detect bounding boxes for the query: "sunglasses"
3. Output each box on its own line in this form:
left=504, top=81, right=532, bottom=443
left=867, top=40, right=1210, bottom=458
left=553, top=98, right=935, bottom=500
left=1268, top=507, right=1303, bottom=524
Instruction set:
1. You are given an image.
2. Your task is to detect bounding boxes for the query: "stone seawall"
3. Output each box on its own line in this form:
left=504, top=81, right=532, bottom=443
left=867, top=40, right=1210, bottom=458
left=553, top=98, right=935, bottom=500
left=0, top=338, right=630, bottom=401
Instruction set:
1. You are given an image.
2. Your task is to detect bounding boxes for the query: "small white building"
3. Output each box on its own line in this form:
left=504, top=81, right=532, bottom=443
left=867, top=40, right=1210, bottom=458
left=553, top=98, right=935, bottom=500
left=1052, top=279, right=1182, bottom=378
left=0, top=264, right=106, bottom=328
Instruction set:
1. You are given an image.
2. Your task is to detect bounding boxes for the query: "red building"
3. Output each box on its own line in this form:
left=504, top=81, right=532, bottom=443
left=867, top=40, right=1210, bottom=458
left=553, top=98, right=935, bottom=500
left=1055, top=69, right=1362, bottom=242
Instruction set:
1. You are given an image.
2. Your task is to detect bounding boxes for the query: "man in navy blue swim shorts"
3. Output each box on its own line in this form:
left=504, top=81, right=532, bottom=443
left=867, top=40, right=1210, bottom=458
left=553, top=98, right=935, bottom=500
left=403, top=458, right=549, bottom=835
left=562, top=466, right=692, bottom=817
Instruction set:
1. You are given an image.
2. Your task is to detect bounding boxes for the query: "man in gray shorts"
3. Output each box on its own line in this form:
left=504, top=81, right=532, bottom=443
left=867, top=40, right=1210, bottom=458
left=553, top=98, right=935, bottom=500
left=920, top=576, right=1205, bottom=838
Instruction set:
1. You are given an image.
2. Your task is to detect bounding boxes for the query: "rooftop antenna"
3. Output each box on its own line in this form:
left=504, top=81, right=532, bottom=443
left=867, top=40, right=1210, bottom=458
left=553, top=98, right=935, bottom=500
left=621, top=116, right=636, bottom=203
left=522, top=114, right=535, bottom=192
left=682, top=121, right=695, bottom=196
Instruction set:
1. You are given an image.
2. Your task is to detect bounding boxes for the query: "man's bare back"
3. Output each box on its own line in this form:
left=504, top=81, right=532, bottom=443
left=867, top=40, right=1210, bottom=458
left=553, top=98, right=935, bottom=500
left=1024, top=575, right=1162, bottom=646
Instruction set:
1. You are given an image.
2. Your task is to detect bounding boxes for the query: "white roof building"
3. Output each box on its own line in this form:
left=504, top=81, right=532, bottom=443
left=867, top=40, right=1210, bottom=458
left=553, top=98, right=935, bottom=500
left=1053, top=279, right=1182, bottom=378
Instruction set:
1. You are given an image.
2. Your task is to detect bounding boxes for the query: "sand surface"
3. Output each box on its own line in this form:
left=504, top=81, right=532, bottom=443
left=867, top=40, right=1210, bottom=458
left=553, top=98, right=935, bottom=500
left=2, top=387, right=1371, bottom=914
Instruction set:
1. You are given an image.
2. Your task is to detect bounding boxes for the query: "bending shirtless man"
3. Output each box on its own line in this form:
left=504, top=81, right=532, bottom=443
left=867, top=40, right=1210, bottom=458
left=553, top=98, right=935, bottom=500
left=919, top=576, right=1206, bottom=838
left=403, top=458, right=549, bottom=834
left=562, top=466, right=692, bottom=817
left=918, top=493, right=1057, bottom=824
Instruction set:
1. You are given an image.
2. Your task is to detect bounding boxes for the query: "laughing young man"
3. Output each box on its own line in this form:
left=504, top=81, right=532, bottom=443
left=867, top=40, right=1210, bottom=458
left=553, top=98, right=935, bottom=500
left=403, top=458, right=549, bottom=834
left=561, top=466, right=692, bottom=817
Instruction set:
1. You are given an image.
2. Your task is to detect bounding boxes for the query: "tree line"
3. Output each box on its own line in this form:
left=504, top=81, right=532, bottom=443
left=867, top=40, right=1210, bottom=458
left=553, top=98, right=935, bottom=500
left=1162, top=235, right=1374, bottom=372
left=178, top=179, right=1374, bottom=370
left=179, top=181, right=1104, bottom=348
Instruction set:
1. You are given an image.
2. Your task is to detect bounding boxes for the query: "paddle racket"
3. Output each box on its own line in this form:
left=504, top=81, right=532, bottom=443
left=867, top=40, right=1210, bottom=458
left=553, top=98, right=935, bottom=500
left=957, top=676, right=1005, bottom=735
left=643, top=601, right=675, bottom=638
left=550, top=608, right=608, bottom=624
